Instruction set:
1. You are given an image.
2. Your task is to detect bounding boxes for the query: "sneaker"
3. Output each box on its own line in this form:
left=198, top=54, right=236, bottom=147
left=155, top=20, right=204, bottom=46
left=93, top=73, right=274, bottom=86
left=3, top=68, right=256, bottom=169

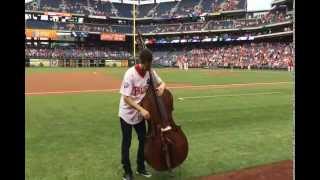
left=136, top=169, right=152, bottom=178
left=122, top=173, right=133, bottom=180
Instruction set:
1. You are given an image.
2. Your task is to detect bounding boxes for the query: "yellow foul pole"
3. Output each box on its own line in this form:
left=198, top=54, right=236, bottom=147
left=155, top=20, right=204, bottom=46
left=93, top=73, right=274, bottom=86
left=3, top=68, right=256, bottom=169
left=133, top=3, right=136, bottom=64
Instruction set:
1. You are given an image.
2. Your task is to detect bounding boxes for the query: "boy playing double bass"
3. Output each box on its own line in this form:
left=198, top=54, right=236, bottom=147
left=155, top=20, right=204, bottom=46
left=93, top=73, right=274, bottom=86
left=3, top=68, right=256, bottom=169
left=118, top=48, right=166, bottom=180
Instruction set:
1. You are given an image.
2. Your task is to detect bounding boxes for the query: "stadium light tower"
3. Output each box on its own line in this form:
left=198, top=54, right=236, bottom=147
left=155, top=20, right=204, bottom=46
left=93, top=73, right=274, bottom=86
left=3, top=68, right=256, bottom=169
left=133, top=3, right=136, bottom=64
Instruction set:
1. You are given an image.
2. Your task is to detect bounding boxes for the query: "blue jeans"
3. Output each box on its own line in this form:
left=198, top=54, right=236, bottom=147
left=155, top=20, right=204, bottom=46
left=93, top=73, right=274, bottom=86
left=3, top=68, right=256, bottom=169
left=120, top=118, right=146, bottom=174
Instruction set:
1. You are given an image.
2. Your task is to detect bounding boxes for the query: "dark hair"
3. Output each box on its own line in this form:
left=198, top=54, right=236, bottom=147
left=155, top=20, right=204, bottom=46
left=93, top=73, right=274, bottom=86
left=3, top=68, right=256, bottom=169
left=139, top=48, right=153, bottom=64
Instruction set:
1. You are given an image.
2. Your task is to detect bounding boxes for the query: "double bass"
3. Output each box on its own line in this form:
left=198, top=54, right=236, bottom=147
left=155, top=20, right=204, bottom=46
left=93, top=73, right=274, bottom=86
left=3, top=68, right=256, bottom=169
left=136, top=32, right=189, bottom=171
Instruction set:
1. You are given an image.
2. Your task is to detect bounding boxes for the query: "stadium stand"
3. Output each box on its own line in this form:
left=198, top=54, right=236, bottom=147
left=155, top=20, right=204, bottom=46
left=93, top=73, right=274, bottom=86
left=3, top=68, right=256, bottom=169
left=26, top=19, right=112, bottom=32
left=174, top=0, right=200, bottom=17
left=137, top=3, right=156, bottom=18
left=110, top=25, right=132, bottom=34
left=206, top=20, right=234, bottom=30
left=112, top=3, right=133, bottom=18
left=152, top=42, right=293, bottom=69
left=25, top=0, right=293, bottom=70
left=33, top=0, right=248, bottom=18
left=25, top=8, right=292, bottom=34
left=180, top=22, right=206, bottom=32
left=25, top=1, right=39, bottom=11
left=40, top=0, right=62, bottom=10
left=155, top=1, right=179, bottom=18
left=137, top=25, right=158, bottom=34
left=91, top=0, right=112, bottom=16
left=25, top=46, right=131, bottom=59
left=201, top=0, right=215, bottom=13
left=26, top=20, right=54, bottom=29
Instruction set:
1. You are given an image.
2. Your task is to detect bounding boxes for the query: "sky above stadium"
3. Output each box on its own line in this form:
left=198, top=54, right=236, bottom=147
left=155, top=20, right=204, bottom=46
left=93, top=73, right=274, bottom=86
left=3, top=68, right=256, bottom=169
left=247, top=0, right=272, bottom=11
left=25, top=0, right=274, bottom=11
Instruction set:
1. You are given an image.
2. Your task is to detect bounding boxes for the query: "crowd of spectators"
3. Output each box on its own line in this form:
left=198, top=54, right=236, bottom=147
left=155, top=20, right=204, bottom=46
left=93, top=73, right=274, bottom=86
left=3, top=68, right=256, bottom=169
left=25, top=47, right=131, bottom=59
left=28, top=0, right=246, bottom=18
left=208, top=10, right=292, bottom=30
left=39, top=0, right=115, bottom=16
left=25, top=2, right=38, bottom=11
left=27, top=0, right=292, bottom=22
left=26, top=10, right=292, bottom=34
left=26, top=0, right=292, bottom=34
left=25, top=42, right=293, bottom=70
left=180, top=22, right=206, bottom=32
left=173, top=0, right=199, bottom=17
left=152, top=24, right=183, bottom=33
left=171, top=0, right=246, bottom=18
left=138, top=10, right=292, bottom=33
left=219, top=0, right=243, bottom=12
left=173, top=42, right=293, bottom=69
left=234, top=11, right=292, bottom=28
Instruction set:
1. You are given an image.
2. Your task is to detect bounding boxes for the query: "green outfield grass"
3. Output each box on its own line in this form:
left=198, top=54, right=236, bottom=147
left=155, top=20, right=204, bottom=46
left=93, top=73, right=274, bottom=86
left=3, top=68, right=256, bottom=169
left=26, top=68, right=293, bottom=180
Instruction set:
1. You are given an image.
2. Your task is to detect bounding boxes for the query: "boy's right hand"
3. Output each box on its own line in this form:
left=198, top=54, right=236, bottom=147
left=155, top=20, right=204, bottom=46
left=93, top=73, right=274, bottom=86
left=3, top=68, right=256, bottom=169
left=140, top=108, right=150, bottom=120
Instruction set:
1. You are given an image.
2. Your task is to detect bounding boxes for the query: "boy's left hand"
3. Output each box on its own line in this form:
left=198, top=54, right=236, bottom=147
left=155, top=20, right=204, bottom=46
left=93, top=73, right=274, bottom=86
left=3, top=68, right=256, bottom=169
left=156, top=85, right=165, bottom=96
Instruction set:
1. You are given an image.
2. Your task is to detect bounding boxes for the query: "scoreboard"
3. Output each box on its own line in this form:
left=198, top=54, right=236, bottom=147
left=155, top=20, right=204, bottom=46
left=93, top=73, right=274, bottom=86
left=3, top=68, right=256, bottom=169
left=25, top=12, right=84, bottom=23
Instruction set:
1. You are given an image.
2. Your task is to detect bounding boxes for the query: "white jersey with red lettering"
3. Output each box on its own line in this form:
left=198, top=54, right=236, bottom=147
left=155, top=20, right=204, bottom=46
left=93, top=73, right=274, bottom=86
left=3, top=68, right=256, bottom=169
left=118, top=64, right=162, bottom=125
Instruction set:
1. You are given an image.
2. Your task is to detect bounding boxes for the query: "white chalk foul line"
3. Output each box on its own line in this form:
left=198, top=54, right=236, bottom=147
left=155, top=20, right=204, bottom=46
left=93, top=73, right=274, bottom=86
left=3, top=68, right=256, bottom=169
left=167, top=81, right=291, bottom=89
left=177, top=92, right=282, bottom=101
left=25, top=81, right=292, bottom=96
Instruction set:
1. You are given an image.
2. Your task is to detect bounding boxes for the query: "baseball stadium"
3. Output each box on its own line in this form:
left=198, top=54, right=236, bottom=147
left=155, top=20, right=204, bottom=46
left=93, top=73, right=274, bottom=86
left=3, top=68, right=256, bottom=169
left=25, top=0, right=294, bottom=180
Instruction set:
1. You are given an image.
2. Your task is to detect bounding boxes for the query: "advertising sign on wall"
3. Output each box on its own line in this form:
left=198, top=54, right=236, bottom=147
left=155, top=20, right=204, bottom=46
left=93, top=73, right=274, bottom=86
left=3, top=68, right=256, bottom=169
left=100, top=33, right=126, bottom=41
left=25, top=29, right=58, bottom=40
left=105, top=60, right=128, bottom=67
left=29, top=59, right=51, bottom=67
left=44, top=12, right=71, bottom=17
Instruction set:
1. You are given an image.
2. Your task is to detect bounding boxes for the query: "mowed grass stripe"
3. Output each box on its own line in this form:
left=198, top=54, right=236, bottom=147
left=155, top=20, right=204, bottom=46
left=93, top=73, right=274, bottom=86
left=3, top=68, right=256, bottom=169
left=177, top=91, right=282, bottom=100
left=25, top=81, right=292, bottom=96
